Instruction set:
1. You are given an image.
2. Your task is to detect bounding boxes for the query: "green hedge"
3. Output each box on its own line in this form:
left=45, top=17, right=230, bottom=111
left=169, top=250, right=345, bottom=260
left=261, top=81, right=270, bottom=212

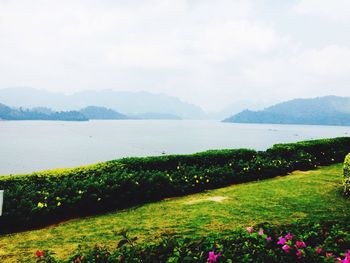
left=344, top=153, right=350, bottom=197
left=0, top=137, right=350, bottom=233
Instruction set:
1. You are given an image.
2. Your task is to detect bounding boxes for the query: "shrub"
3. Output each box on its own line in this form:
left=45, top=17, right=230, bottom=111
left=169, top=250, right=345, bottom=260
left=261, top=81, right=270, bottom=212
left=0, top=137, right=350, bottom=233
left=344, top=153, right=350, bottom=197
left=36, top=221, right=350, bottom=263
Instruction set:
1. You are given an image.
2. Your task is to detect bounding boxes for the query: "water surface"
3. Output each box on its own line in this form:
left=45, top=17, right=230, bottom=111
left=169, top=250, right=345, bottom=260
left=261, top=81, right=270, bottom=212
left=0, top=120, right=349, bottom=175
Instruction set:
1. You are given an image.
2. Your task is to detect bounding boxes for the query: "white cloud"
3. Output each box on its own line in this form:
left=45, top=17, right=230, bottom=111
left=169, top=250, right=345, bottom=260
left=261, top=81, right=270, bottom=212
left=242, top=58, right=293, bottom=86
left=0, top=0, right=350, bottom=112
left=106, top=42, right=183, bottom=69
left=190, top=20, right=285, bottom=61
left=0, top=0, right=267, bottom=67
left=292, top=45, right=350, bottom=76
left=0, top=1, right=284, bottom=74
left=295, top=0, right=350, bottom=22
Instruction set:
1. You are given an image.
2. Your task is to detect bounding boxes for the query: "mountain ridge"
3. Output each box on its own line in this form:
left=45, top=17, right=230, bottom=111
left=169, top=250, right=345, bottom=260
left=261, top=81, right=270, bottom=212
left=223, top=96, right=350, bottom=126
left=0, top=87, right=205, bottom=119
left=0, top=102, right=88, bottom=121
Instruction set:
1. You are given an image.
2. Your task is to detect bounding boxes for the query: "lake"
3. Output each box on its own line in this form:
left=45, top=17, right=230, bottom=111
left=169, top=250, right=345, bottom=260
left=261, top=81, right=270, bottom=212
left=0, top=120, right=349, bottom=175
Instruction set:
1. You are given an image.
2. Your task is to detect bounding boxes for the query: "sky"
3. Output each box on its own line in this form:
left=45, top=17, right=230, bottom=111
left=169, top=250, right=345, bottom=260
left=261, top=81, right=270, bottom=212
left=1, top=0, right=350, bottom=112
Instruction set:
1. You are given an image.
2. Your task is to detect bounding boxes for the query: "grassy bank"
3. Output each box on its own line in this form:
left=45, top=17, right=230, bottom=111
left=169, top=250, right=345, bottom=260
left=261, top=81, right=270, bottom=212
left=1, top=137, right=350, bottom=233
left=0, top=164, right=349, bottom=262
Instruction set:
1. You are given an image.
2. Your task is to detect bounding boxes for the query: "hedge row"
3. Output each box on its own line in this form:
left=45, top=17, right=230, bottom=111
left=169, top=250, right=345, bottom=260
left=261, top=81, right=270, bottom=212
left=344, top=153, right=350, bottom=197
left=0, top=137, right=350, bottom=233
left=36, top=221, right=350, bottom=262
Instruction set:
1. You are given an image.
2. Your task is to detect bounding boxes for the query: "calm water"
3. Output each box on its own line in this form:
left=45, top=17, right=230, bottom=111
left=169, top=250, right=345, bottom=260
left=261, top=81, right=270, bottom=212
left=0, top=120, right=349, bottom=175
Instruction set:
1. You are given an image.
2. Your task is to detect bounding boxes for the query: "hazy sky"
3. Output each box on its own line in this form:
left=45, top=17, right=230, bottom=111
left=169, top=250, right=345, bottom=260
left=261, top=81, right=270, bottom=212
left=1, top=0, right=350, bottom=112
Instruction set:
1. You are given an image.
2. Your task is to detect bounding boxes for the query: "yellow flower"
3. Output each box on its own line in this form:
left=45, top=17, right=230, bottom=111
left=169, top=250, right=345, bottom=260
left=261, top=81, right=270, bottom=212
left=206, top=179, right=209, bottom=183
left=57, top=202, right=62, bottom=207
left=37, top=202, right=44, bottom=208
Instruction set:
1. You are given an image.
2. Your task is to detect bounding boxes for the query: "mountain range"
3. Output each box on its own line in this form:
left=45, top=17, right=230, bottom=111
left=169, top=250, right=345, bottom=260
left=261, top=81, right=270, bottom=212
left=0, top=103, right=185, bottom=121
left=2, top=87, right=350, bottom=125
left=224, top=96, right=350, bottom=126
left=0, top=103, right=88, bottom=121
left=0, top=87, right=204, bottom=119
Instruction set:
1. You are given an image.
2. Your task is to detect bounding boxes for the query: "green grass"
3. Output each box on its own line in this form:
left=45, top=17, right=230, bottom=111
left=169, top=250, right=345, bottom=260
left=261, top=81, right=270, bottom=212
left=0, top=164, right=349, bottom=262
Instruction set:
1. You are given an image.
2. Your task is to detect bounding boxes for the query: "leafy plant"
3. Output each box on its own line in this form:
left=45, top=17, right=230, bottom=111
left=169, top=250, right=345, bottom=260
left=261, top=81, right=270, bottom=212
left=0, top=137, right=350, bottom=233
left=35, top=222, right=350, bottom=263
left=344, top=153, right=350, bottom=197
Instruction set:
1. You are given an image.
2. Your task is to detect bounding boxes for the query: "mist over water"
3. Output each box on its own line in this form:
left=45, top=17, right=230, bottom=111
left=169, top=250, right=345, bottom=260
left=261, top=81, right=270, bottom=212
left=0, top=120, right=349, bottom=175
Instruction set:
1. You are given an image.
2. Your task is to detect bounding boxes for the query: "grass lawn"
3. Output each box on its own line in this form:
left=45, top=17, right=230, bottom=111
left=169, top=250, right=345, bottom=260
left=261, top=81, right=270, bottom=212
left=0, top=164, right=349, bottom=262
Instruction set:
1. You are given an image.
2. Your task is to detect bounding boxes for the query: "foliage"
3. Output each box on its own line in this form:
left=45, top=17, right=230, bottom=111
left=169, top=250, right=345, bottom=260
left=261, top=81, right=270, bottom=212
left=1, top=164, right=348, bottom=262
left=0, top=137, right=350, bottom=233
left=0, top=102, right=88, bottom=121
left=344, top=153, right=350, bottom=197
left=35, top=222, right=350, bottom=263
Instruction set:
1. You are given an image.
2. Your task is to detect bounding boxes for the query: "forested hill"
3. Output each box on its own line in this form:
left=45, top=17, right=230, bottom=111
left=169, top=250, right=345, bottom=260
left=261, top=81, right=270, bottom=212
left=0, top=103, right=88, bottom=121
left=223, top=96, right=350, bottom=126
left=79, top=106, right=128, bottom=120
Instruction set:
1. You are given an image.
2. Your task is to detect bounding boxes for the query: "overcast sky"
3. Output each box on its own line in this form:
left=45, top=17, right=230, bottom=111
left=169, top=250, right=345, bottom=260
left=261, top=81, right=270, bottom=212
left=1, top=0, right=350, bottom=112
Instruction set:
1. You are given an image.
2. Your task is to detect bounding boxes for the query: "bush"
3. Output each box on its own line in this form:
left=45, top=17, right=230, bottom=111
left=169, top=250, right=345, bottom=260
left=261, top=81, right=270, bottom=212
left=35, top=221, right=350, bottom=263
left=344, top=153, right=350, bottom=197
left=0, top=137, right=350, bottom=233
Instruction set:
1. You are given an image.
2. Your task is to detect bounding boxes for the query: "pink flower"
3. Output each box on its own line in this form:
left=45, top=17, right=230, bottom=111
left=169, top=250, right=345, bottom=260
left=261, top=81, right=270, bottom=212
left=266, top=236, right=272, bottom=242
left=296, top=249, right=303, bottom=259
left=295, top=241, right=306, bottom=249
left=35, top=250, right=45, bottom=258
left=346, top=250, right=350, bottom=258
left=285, top=233, right=293, bottom=240
left=282, top=245, right=291, bottom=253
left=258, top=229, right=264, bottom=236
left=341, top=250, right=350, bottom=263
left=326, top=253, right=333, bottom=258
left=246, top=227, right=254, bottom=234
left=208, top=251, right=221, bottom=263
left=315, top=247, right=322, bottom=254
left=277, top=237, right=287, bottom=245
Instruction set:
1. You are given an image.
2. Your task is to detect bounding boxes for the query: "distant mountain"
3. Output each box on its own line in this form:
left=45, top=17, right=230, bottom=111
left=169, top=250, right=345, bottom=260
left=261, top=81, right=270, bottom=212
left=130, top=112, right=181, bottom=120
left=0, top=87, right=205, bottom=119
left=0, top=102, right=88, bottom=121
left=223, top=96, right=350, bottom=126
left=80, top=106, right=128, bottom=120
left=207, top=100, right=271, bottom=120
